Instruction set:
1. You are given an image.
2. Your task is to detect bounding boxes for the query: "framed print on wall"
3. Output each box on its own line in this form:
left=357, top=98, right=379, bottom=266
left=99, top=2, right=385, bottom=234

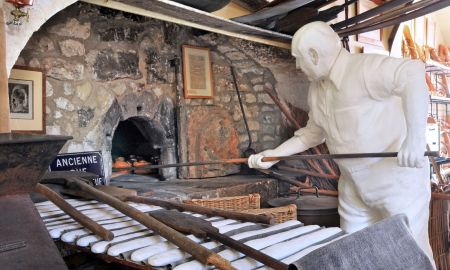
left=8, top=66, right=46, bottom=134
left=182, top=45, right=214, bottom=99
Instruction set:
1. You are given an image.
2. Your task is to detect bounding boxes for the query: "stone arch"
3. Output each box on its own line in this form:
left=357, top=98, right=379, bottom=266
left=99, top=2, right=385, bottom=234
left=101, top=94, right=177, bottom=181
left=3, top=0, right=79, bottom=75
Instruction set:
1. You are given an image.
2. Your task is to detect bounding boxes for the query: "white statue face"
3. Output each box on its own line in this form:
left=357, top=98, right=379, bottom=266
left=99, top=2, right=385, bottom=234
left=291, top=22, right=342, bottom=82
left=292, top=48, right=326, bottom=81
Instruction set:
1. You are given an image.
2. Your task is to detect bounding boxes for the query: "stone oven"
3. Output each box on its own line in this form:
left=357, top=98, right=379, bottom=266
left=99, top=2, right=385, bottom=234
left=102, top=92, right=177, bottom=181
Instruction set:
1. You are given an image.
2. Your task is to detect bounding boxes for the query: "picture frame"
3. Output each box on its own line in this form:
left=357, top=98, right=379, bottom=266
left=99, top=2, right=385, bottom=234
left=182, top=45, right=214, bottom=99
left=356, top=0, right=383, bottom=48
left=8, top=66, right=45, bottom=134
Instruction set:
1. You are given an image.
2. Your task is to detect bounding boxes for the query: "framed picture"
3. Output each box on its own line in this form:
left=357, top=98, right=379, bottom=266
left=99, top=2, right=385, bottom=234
left=356, top=0, right=383, bottom=48
left=182, top=45, right=213, bottom=99
left=8, top=66, right=45, bottom=133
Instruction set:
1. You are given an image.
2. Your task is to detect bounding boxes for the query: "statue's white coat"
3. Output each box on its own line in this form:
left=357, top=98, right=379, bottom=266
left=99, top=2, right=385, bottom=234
left=249, top=21, right=434, bottom=267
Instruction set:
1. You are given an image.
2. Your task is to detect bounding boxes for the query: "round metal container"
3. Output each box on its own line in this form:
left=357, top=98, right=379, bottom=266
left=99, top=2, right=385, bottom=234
left=268, top=195, right=340, bottom=227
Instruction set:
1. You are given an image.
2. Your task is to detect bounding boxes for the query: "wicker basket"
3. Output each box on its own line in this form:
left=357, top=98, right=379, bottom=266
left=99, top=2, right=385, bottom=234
left=429, top=198, right=449, bottom=270
left=242, top=204, right=298, bottom=224
left=183, top=193, right=260, bottom=211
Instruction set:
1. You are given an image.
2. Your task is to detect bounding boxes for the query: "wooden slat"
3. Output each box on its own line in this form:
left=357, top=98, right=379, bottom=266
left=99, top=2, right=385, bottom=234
left=83, top=0, right=291, bottom=49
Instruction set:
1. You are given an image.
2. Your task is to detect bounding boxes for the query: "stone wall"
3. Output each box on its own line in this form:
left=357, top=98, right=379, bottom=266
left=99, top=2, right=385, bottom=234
left=14, top=2, right=308, bottom=181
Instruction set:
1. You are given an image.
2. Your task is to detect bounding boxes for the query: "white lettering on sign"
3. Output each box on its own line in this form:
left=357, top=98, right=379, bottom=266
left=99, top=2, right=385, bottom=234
left=55, top=155, right=99, bottom=168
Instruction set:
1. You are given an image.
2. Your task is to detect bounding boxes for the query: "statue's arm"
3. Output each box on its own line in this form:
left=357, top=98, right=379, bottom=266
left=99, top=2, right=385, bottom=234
left=248, top=113, right=325, bottom=169
left=395, top=60, right=429, bottom=167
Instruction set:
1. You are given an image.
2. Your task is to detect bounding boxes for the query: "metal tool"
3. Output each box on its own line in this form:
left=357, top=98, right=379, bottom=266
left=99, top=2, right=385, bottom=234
left=112, top=151, right=439, bottom=171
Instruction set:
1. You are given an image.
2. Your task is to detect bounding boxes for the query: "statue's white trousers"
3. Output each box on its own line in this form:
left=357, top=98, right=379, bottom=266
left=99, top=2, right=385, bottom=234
left=338, top=158, right=435, bottom=268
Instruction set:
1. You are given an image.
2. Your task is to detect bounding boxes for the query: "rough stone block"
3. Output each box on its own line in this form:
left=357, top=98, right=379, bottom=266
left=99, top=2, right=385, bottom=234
left=258, top=93, right=275, bottom=104
left=43, top=58, right=84, bottom=81
left=90, top=49, right=141, bottom=81
left=145, top=49, right=174, bottom=84
left=59, top=39, right=85, bottom=57
left=54, top=97, right=75, bottom=111
left=54, top=111, right=63, bottom=119
left=245, top=93, right=256, bottom=103
left=225, top=51, right=248, bottom=62
left=76, top=81, right=92, bottom=101
left=37, top=37, right=55, bottom=52
left=96, top=25, right=143, bottom=42
left=48, top=18, right=91, bottom=40
left=217, top=44, right=236, bottom=54
left=78, top=107, right=95, bottom=127
left=46, top=81, right=54, bottom=97
left=261, top=124, right=276, bottom=135
left=63, top=83, right=74, bottom=96
left=253, top=84, right=264, bottom=92
left=248, top=120, right=260, bottom=131
left=29, top=58, right=40, bottom=68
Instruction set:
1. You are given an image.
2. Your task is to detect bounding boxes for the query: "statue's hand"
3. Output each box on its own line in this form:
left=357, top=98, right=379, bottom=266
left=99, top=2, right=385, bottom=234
left=397, top=136, right=426, bottom=168
left=248, top=149, right=279, bottom=169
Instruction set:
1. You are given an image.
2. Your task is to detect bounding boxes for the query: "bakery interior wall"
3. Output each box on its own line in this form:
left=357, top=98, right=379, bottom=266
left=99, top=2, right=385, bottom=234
left=12, top=2, right=309, bottom=182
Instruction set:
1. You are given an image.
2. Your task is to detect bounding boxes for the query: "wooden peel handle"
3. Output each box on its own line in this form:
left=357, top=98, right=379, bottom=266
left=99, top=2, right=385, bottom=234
left=35, top=183, right=114, bottom=241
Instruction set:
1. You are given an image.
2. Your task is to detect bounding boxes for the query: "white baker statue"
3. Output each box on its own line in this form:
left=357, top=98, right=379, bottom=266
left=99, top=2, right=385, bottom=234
left=249, top=21, right=434, bottom=265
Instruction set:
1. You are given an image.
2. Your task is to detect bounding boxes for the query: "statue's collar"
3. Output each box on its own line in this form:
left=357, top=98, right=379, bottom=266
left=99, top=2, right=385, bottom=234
left=328, top=48, right=349, bottom=90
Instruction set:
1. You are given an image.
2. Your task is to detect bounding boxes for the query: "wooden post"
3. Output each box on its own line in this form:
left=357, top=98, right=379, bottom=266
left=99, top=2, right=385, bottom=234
left=0, top=8, right=11, bottom=133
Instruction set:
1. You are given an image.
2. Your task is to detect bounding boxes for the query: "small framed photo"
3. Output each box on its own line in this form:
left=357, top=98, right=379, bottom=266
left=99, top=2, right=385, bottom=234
left=182, top=45, right=213, bottom=99
left=8, top=66, right=45, bottom=133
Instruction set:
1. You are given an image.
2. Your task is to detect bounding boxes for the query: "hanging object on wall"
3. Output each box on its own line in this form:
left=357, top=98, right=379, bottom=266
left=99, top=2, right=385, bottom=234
left=5, top=0, right=33, bottom=25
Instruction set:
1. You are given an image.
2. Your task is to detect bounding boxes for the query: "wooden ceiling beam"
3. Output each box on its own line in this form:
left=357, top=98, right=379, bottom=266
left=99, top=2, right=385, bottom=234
left=82, top=0, right=291, bottom=49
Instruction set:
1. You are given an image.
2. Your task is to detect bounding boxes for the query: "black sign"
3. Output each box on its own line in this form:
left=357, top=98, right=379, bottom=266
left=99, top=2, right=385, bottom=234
left=49, top=151, right=105, bottom=185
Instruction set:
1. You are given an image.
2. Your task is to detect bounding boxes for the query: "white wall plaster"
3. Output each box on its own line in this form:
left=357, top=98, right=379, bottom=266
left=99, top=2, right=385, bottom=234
left=1, top=0, right=78, bottom=76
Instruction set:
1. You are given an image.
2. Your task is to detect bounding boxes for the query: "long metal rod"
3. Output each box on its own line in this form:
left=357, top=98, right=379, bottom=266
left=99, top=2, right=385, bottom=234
left=113, top=151, right=439, bottom=171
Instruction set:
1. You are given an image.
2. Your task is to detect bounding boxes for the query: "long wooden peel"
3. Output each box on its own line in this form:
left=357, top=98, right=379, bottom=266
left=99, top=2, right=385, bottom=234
left=113, top=151, right=439, bottom=171
left=150, top=209, right=289, bottom=270
left=35, top=183, right=114, bottom=241
left=64, top=178, right=235, bottom=270
left=124, top=196, right=275, bottom=225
